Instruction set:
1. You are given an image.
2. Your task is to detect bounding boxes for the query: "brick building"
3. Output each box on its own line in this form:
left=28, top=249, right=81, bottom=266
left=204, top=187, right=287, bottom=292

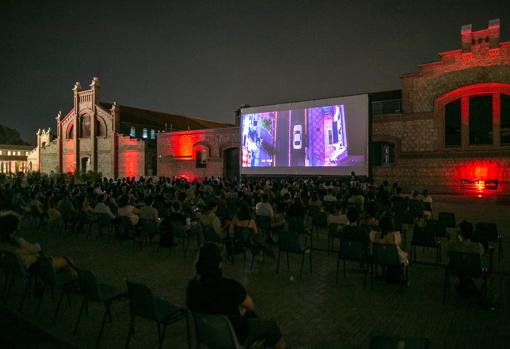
left=157, top=19, right=510, bottom=194
left=32, top=77, right=229, bottom=178
left=371, top=19, right=510, bottom=194
left=0, top=144, right=33, bottom=174
left=157, top=127, right=240, bottom=180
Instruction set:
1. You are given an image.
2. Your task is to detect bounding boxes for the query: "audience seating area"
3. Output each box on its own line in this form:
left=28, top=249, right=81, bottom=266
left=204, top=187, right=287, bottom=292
left=1, top=174, right=509, bottom=348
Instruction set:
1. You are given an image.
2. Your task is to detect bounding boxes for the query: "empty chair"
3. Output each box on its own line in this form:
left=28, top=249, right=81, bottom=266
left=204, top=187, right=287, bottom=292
left=74, top=269, right=127, bottom=348
left=410, top=224, right=441, bottom=266
left=193, top=312, right=245, bottom=349
left=443, top=250, right=489, bottom=304
left=34, top=255, right=78, bottom=319
left=276, top=231, right=312, bottom=279
left=328, top=223, right=344, bottom=255
left=337, top=238, right=370, bottom=286
left=369, top=336, right=430, bottom=349
left=125, top=281, right=190, bottom=349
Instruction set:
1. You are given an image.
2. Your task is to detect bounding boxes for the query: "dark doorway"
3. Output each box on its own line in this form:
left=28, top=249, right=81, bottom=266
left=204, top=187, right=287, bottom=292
left=81, top=157, right=90, bottom=173
left=223, top=148, right=239, bottom=180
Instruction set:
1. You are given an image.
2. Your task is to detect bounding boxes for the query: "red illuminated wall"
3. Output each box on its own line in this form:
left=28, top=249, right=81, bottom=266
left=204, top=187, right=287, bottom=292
left=157, top=128, right=239, bottom=179
left=118, top=135, right=145, bottom=178
left=62, top=140, right=75, bottom=174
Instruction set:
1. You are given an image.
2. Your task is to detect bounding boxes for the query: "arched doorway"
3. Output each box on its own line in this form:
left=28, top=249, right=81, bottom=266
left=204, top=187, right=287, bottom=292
left=223, top=148, right=239, bottom=180
left=81, top=157, right=90, bottom=173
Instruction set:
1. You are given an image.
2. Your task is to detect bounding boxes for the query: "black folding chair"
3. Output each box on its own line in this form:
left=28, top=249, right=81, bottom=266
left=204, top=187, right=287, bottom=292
left=371, top=243, right=407, bottom=293
left=443, top=251, right=488, bottom=304
left=74, top=269, right=127, bottom=348
left=474, top=222, right=503, bottom=263
left=337, top=239, right=370, bottom=286
left=410, top=224, right=441, bottom=267
left=276, top=231, right=312, bottom=279
left=125, top=281, right=190, bottom=349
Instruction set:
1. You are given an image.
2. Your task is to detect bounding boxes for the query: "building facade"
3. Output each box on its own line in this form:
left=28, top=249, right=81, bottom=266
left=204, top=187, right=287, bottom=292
left=157, top=19, right=510, bottom=194
left=371, top=19, right=510, bottom=194
left=32, top=77, right=230, bottom=178
left=0, top=144, right=34, bottom=174
left=157, top=127, right=240, bottom=180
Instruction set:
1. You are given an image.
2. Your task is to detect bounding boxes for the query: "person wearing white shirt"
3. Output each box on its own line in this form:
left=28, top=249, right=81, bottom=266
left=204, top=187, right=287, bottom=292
left=93, top=195, right=115, bottom=219
left=255, top=194, right=274, bottom=218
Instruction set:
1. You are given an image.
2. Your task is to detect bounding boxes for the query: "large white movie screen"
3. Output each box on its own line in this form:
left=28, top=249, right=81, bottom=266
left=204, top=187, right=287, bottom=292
left=240, top=94, right=369, bottom=176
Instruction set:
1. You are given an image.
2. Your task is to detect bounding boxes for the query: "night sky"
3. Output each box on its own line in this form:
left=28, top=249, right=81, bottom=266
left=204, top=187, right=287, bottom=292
left=1, top=0, right=508, bottom=144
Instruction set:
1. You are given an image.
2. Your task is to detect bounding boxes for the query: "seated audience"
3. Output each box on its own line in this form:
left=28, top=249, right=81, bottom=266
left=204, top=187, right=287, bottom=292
left=138, top=195, right=160, bottom=223
left=370, top=216, right=409, bottom=267
left=200, top=201, right=227, bottom=239
left=186, top=243, right=286, bottom=349
left=117, top=194, right=140, bottom=226
left=0, top=211, right=77, bottom=273
left=447, top=221, right=485, bottom=297
left=93, top=194, right=115, bottom=219
left=327, top=205, right=347, bottom=225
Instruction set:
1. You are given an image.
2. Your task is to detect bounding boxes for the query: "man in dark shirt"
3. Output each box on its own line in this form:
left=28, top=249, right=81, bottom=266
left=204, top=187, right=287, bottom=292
left=341, top=208, right=369, bottom=241
left=160, top=201, right=187, bottom=247
left=187, top=243, right=286, bottom=349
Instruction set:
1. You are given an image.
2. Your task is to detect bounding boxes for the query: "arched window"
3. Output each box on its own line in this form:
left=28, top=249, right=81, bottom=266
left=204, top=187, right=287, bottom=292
left=439, top=83, right=510, bottom=148
left=66, top=124, right=74, bottom=139
left=196, top=149, right=207, bottom=168
left=95, top=118, right=106, bottom=136
left=81, top=115, right=91, bottom=137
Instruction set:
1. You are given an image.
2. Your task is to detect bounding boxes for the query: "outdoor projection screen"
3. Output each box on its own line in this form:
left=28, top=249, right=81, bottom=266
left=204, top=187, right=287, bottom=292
left=240, top=94, right=369, bottom=176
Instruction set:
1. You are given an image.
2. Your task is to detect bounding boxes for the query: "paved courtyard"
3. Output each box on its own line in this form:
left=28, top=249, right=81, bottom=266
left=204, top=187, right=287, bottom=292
left=2, top=195, right=510, bottom=348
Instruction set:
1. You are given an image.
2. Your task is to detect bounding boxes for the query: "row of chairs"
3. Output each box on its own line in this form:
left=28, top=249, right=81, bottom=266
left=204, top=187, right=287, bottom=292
left=0, top=248, right=279, bottom=349
left=0, top=249, right=191, bottom=348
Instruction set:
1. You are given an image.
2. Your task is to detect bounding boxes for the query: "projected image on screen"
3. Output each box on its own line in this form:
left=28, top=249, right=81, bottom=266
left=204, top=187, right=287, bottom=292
left=242, top=104, right=349, bottom=168
left=241, top=94, right=368, bottom=176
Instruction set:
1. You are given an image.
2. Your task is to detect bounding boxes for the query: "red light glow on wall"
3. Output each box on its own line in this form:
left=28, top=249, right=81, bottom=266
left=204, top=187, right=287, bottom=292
left=121, top=150, right=140, bottom=178
left=166, top=132, right=206, bottom=160
left=455, top=160, right=505, bottom=194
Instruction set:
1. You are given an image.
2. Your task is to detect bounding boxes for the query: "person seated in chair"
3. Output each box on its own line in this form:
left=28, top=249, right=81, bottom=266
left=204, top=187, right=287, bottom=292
left=117, top=194, right=140, bottom=226
left=370, top=216, right=409, bottom=267
left=187, top=243, right=286, bottom=349
left=448, top=221, right=485, bottom=297
left=93, top=194, right=115, bottom=219
left=138, top=195, right=160, bottom=223
left=200, top=201, right=227, bottom=239
left=341, top=208, right=368, bottom=240
left=327, top=204, right=347, bottom=226
left=0, top=211, right=77, bottom=274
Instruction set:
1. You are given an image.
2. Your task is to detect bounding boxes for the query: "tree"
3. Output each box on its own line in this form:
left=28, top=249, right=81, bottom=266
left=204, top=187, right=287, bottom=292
left=0, top=124, right=29, bottom=145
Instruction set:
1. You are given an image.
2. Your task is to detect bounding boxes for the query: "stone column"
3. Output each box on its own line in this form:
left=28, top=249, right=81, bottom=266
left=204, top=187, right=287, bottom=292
left=90, top=77, right=100, bottom=172
left=56, top=112, right=62, bottom=173
left=72, top=82, right=81, bottom=173
left=110, top=102, right=119, bottom=178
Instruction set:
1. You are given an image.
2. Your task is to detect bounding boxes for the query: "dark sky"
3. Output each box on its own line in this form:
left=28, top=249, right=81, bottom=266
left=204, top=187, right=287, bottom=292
left=1, top=0, right=508, bottom=144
